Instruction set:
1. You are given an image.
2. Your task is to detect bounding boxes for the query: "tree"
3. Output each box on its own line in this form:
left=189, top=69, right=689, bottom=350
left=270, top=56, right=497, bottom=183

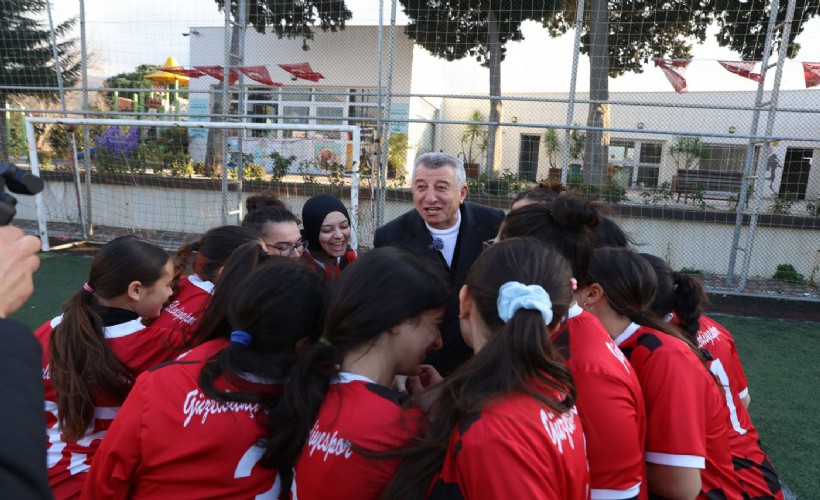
left=0, top=0, right=79, bottom=160
left=216, top=0, right=352, bottom=42
left=399, top=0, right=557, bottom=174
left=542, top=0, right=818, bottom=185
left=668, top=136, right=710, bottom=170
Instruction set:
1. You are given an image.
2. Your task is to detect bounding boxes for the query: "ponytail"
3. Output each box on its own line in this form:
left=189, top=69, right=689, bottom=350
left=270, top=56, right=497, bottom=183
left=384, top=239, right=575, bottom=500
left=261, top=341, right=339, bottom=472
left=48, top=235, right=171, bottom=442
left=672, top=273, right=709, bottom=343
left=185, top=241, right=270, bottom=348
left=49, top=291, right=132, bottom=442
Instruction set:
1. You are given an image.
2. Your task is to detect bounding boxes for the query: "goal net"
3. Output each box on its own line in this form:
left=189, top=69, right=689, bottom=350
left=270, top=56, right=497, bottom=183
left=21, top=117, right=363, bottom=251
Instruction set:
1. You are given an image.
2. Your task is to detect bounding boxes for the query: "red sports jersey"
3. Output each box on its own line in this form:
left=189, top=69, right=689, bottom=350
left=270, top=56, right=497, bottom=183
left=81, top=339, right=281, bottom=499
left=695, top=315, right=783, bottom=499
left=553, top=305, right=646, bottom=499
left=35, top=314, right=182, bottom=499
left=150, top=275, right=213, bottom=335
left=615, top=323, right=742, bottom=500
left=428, top=382, right=590, bottom=500
left=292, top=373, right=424, bottom=500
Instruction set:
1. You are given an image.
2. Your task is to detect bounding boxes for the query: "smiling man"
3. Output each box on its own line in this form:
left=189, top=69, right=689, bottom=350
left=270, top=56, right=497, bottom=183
left=373, top=152, right=504, bottom=376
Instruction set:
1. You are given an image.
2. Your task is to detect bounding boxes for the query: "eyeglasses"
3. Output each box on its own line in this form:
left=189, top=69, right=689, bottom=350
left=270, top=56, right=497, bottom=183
left=265, top=240, right=308, bottom=257
left=482, top=238, right=495, bottom=250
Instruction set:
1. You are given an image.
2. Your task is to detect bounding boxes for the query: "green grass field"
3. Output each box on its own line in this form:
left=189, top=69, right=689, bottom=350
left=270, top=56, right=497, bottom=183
left=13, top=254, right=820, bottom=498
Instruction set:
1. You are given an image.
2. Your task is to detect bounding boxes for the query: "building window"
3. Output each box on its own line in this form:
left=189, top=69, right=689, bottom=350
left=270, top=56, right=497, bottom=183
left=231, top=86, right=380, bottom=138
left=637, top=142, right=663, bottom=187
left=607, top=140, right=663, bottom=188
left=700, top=144, right=749, bottom=172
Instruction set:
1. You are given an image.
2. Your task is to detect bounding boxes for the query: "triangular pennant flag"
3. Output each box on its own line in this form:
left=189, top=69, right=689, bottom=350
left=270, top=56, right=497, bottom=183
left=194, top=65, right=239, bottom=85
left=278, top=63, right=325, bottom=82
left=654, top=59, right=691, bottom=93
left=237, top=66, right=283, bottom=87
left=718, top=61, right=764, bottom=83
left=159, top=67, right=206, bottom=78
left=803, top=62, right=820, bottom=89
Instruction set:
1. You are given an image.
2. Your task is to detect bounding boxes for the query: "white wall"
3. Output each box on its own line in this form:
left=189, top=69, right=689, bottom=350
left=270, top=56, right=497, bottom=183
left=440, top=90, right=820, bottom=199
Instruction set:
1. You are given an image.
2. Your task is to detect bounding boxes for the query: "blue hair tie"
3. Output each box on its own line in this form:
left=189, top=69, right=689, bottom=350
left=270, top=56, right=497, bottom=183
left=230, top=330, right=253, bottom=346
left=497, top=281, right=553, bottom=325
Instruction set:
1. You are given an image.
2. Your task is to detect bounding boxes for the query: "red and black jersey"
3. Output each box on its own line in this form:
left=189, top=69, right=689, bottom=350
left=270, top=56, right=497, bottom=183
left=694, top=315, right=783, bottom=499
left=35, top=312, right=182, bottom=499
left=150, top=275, right=213, bottom=336
left=428, top=382, right=590, bottom=500
left=81, top=339, right=281, bottom=499
left=615, top=323, right=743, bottom=500
left=300, top=249, right=357, bottom=281
left=292, top=373, right=424, bottom=500
left=553, top=305, right=646, bottom=499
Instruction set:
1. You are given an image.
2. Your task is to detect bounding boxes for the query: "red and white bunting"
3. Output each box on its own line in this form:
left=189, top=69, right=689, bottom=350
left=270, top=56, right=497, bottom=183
left=803, top=62, right=820, bottom=89
left=278, top=63, right=325, bottom=82
left=654, top=59, right=691, bottom=93
left=194, top=65, right=239, bottom=85
left=718, top=61, right=764, bottom=83
left=237, top=66, right=283, bottom=87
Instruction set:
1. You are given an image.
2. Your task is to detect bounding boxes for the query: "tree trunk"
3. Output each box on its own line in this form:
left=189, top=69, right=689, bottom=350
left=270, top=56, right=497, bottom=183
left=0, top=95, right=9, bottom=162
left=485, top=9, right=503, bottom=176
left=583, top=0, right=610, bottom=188
left=205, top=19, right=243, bottom=176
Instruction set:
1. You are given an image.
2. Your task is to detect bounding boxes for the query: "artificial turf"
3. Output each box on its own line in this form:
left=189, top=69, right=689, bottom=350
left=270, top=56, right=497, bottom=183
left=717, top=315, right=820, bottom=499
left=11, top=254, right=819, bottom=497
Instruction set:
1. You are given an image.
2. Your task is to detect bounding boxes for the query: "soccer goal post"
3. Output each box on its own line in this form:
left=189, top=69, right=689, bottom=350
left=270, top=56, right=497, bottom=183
left=24, top=117, right=362, bottom=252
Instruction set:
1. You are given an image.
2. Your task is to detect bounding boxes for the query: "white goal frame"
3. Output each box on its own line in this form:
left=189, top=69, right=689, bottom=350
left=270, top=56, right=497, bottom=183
left=25, top=117, right=362, bottom=251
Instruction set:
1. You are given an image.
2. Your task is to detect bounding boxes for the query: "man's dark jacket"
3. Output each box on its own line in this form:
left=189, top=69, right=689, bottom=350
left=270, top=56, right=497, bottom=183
left=373, top=201, right=504, bottom=376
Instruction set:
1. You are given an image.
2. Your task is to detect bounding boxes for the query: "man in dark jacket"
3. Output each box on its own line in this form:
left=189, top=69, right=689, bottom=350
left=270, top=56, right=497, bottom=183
left=0, top=225, right=51, bottom=499
left=374, top=152, right=504, bottom=376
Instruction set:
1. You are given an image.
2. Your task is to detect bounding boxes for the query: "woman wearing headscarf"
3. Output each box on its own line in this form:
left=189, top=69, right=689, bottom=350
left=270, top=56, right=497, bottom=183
left=301, top=193, right=356, bottom=280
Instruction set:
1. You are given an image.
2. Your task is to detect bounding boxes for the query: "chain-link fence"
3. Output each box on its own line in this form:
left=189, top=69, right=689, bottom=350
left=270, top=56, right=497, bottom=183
left=2, top=0, right=818, bottom=298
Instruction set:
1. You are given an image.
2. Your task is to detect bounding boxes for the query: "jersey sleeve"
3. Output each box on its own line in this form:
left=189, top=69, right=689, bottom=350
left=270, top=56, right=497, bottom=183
left=80, top=376, right=146, bottom=500
left=574, top=370, right=644, bottom=497
left=727, top=342, right=750, bottom=399
left=641, top=349, right=707, bottom=469
left=453, top=436, right=558, bottom=500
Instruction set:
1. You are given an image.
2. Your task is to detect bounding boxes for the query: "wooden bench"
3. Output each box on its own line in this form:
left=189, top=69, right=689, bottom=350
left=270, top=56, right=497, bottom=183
left=671, top=169, right=743, bottom=203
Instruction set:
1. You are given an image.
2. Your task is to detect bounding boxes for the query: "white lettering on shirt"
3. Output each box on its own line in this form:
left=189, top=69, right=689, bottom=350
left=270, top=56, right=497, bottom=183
left=541, top=407, right=578, bottom=454
left=606, top=341, right=632, bottom=373
left=164, top=300, right=198, bottom=326
left=182, top=389, right=261, bottom=427
left=306, top=421, right=353, bottom=461
left=697, top=325, right=722, bottom=348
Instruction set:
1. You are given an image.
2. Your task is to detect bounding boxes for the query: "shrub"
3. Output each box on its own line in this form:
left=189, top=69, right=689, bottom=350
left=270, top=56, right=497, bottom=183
left=269, top=151, right=297, bottom=183
left=772, top=264, right=806, bottom=284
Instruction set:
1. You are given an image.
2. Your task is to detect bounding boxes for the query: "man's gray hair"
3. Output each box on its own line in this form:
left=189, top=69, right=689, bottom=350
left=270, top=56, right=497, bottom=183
left=412, top=152, right=467, bottom=188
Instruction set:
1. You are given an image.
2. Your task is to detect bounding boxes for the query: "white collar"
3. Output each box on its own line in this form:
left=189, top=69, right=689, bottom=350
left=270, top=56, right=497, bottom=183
left=332, top=371, right=376, bottom=385
left=189, top=275, right=215, bottom=294
left=613, top=322, right=641, bottom=347
left=567, top=303, right=584, bottom=319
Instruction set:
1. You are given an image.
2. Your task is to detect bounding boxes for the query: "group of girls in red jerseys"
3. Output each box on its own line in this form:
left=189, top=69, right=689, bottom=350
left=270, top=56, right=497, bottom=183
left=35, top=187, right=780, bottom=500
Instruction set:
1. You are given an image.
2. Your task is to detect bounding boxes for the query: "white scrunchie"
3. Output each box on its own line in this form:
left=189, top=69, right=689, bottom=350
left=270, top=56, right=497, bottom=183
left=497, top=281, right=553, bottom=324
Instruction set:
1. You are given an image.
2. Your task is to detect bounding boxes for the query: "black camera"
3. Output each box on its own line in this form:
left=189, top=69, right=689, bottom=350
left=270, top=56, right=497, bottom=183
left=0, top=162, right=44, bottom=226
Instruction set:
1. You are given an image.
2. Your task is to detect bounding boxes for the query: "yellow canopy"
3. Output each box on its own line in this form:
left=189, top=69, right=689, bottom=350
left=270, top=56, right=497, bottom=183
left=145, top=56, right=189, bottom=85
